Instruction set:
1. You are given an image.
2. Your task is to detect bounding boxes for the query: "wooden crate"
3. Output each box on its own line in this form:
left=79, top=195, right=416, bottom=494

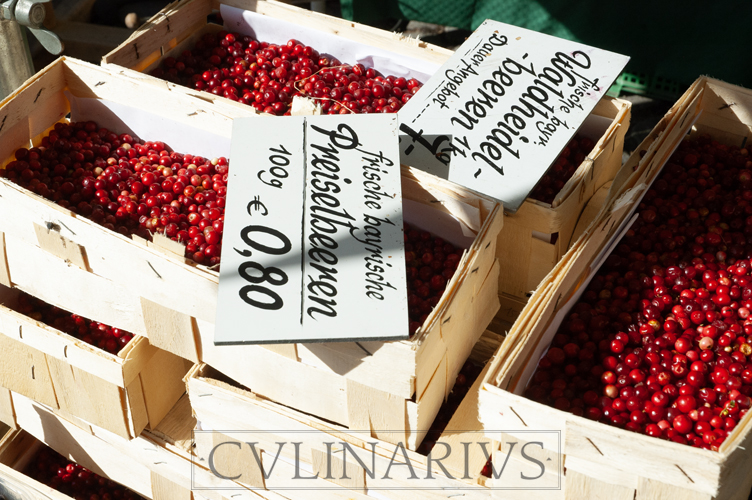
left=0, top=428, right=150, bottom=500
left=496, top=96, right=631, bottom=305
left=101, top=0, right=452, bottom=91
left=186, top=330, right=504, bottom=498
left=0, top=284, right=191, bottom=440
left=478, top=77, right=752, bottom=499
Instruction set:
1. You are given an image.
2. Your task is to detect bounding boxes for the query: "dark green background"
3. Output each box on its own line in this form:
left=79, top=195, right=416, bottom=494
left=341, top=0, right=752, bottom=96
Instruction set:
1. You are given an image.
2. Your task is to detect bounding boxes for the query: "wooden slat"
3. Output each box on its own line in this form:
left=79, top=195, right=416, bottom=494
left=0, top=233, right=11, bottom=287
left=570, top=181, right=612, bottom=246
left=346, top=378, right=407, bottom=445
left=413, top=355, right=445, bottom=446
left=311, top=446, right=366, bottom=491
left=564, top=455, right=638, bottom=492
left=263, top=343, right=298, bottom=361
left=566, top=469, right=635, bottom=500
left=0, top=331, right=58, bottom=409
left=125, top=375, right=149, bottom=438
left=4, top=234, right=147, bottom=334
left=635, top=477, right=713, bottom=500
left=140, top=298, right=200, bottom=363
left=150, top=232, right=189, bottom=259
left=0, top=387, right=15, bottom=429
left=413, top=324, right=445, bottom=402
left=45, top=356, right=131, bottom=439
left=139, top=349, right=191, bottom=430
left=149, top=394, right=195, bottom=452
left=442, top=260, right=499, bottom=399
left=151, top=470, right=193, bottom=500
left=120, top=335, right=160, bottom=386
left=197, top=319, right=350, bottom=426
left=296, top=340, right=416, bottom=399
left=212, top=431, right=266, bottom=488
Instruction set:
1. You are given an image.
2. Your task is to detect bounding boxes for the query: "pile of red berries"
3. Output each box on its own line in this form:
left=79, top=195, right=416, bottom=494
left=416, top=359, right=483, bottom=455
left=529, top=134, right=594, bottom=205
left=26, top=447, right=144, bottom=499
left=3, top=121, right=228, bottom=267
left=13, top=292, right=134, bottom=355
left=404, top=223, right=463, bottom=335
left=150, top=32, right=422, bottom=115
left=526, top=134, right=752, bottom=450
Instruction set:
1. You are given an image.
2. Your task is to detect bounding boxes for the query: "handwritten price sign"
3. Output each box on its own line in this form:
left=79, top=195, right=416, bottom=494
left=399, top=20, right=629, bottom=213
left=215, top=115, right=408, bottom=344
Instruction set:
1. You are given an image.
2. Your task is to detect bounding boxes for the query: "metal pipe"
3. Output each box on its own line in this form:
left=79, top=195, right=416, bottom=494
left=0, top=18, right=34, bottom=101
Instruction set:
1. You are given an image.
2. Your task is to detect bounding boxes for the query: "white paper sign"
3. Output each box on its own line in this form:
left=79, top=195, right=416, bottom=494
left=215, top=115, right=408, bottom=344
left=398, top=20, right=630, bottom=212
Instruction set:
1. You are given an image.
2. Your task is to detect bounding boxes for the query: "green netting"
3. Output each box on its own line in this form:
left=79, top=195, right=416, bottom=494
left=397, top=0, right=474, bottom=30
left=607, top=73, right=685, bottom=101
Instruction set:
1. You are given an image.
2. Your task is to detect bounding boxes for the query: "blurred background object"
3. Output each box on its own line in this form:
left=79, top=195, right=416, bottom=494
left=90, top=0, right=169, bottom=28
left=0, top=0, right=63, bottom=99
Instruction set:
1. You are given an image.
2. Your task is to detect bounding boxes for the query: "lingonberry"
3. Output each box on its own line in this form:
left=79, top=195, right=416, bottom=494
left=12, top=291, right=134, bottom=355
left=6, top=121, right=228, bottom=268
left=26, top=446, right=145, bottom=499
left=525, top=135, right=752, bottom=450
left=150, top=32, right=423, bottom=116
left=404, top=223, right=463, bottom=337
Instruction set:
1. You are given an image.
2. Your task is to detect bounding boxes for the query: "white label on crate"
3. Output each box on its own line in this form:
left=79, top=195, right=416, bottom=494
left=215, top=115, right=408, bottom=344
left=398, top=20, right=630, bottom=213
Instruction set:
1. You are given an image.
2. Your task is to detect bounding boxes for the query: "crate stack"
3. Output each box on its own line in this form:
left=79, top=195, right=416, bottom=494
left=0, top=0, right=634, bottom=499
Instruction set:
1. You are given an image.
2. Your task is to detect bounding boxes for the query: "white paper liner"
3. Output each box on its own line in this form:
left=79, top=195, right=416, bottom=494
left=402, top=198, right=476, bottom=250
left=516, top=211, right=639, bottom=394
left=577, top=114, right=613, bottom=145
left=66, top=92, right=231, bottom=160
left=220, top=5, right=439, bottom=83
